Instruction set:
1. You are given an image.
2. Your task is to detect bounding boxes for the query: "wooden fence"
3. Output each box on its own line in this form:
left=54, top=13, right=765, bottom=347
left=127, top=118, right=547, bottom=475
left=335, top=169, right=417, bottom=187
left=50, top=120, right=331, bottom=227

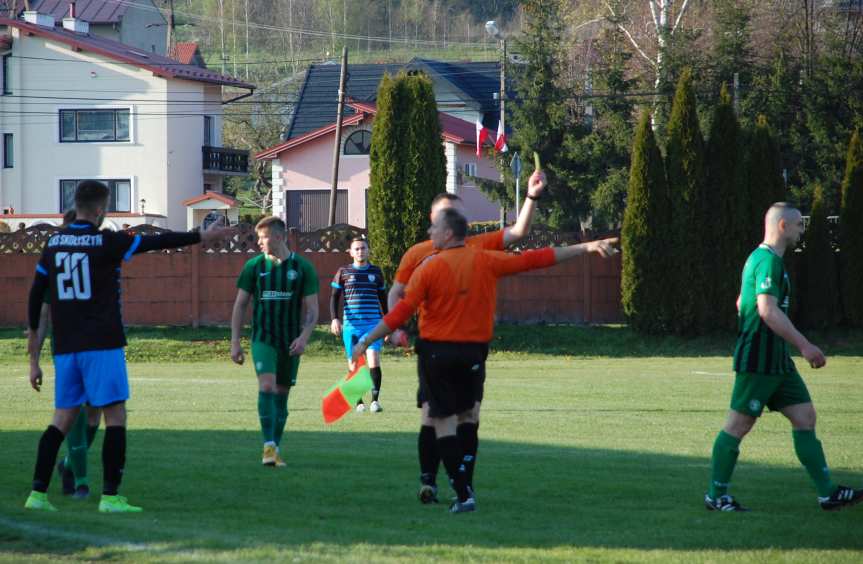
left=0, top=224, right=623, bottom=327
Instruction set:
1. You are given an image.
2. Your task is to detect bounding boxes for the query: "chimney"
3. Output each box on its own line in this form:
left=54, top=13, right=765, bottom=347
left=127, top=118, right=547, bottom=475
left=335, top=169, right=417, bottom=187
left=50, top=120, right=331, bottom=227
left=62, top=2, right=89, bottom=34
left=23, top=11, right=56, bottom=28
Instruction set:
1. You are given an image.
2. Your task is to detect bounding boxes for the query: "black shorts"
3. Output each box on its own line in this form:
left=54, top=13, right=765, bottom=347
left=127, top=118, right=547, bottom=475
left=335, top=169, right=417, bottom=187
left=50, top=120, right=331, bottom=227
left=415, top=339, right=488, bottom=408
left=416, top=340, right=488, bottom=418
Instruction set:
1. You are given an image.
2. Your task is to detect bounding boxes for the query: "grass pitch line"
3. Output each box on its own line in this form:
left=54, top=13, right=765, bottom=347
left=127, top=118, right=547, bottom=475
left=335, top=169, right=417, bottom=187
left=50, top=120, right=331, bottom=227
left=0, top=514, right=150, bottom=552
left=691, top=370, right=728, bottom=376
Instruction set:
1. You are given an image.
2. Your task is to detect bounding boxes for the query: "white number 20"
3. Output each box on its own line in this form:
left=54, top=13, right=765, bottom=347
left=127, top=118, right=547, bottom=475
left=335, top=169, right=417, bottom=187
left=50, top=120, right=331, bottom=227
left=55, top=252, right=92, bottom=300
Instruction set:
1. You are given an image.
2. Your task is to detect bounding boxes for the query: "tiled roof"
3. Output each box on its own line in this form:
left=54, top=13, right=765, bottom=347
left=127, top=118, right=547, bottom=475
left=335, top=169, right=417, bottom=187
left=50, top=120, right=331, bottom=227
left=24, top=0, right=140, bottom=24
left=0, top=17, right=253, bottom=89
left=169, top=41, right=202, bottom=66
left=286, top=58, right=502, bottom=139
left=182, top=191, right=238, bottom=207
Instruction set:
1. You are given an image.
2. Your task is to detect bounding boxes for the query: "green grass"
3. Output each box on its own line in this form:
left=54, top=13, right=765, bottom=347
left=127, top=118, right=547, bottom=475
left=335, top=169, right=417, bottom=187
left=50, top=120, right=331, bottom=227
left=1, top=330, right=862, bottom=562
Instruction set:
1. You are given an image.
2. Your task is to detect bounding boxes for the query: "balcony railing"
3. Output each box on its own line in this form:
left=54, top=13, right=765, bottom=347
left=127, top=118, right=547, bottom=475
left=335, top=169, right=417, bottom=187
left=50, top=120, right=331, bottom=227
left=203, top=146, right=249, bottom=175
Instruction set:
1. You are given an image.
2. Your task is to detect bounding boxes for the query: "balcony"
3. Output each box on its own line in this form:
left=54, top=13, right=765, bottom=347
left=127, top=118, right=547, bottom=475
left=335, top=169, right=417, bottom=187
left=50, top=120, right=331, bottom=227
left=203, top=146, right=249, bottom=176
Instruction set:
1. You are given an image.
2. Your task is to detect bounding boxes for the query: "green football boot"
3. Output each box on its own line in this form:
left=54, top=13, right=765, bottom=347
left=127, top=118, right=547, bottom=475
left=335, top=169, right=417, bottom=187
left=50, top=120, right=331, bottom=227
left=98, top=495, right=143, bottom=513
left=24, top=491, right=58, bottom=512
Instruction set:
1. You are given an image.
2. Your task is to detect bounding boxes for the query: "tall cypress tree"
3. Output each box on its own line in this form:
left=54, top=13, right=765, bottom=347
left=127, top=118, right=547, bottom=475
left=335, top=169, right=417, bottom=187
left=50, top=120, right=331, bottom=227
left=622, top=111, right=670, bottom=334
left=706, top=85, right=746, bottom=330
left=665, top=68, right=709, bottom=334
left=840, top=128, right=863, bottom=327
left=744, top=115, right=786, bottom=248
left=367, top=72, right=445, bottom=282
left=799, top=185, right=839, bottom=329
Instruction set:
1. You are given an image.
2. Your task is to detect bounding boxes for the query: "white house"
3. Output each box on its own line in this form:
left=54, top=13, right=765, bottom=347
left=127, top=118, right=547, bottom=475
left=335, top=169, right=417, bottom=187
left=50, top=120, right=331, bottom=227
left=0, top=11, right=254, bottom=231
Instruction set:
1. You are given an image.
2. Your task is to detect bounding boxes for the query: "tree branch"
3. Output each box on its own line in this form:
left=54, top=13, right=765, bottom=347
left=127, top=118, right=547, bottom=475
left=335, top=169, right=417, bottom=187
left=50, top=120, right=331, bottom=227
left=649, top=1, right=659, bottom=34
left=617, top=23, right=657, bottom=67
left=672, top=0, right=691, bottom=33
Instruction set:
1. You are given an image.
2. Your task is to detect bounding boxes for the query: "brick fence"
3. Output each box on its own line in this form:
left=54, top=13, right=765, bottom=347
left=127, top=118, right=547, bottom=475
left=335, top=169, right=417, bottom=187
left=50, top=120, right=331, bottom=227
left=0, top=224, right=623, bottom=327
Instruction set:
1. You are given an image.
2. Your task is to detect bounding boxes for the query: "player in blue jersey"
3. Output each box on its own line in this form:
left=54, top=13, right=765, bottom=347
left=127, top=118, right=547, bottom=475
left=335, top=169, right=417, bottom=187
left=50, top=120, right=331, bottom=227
left=330, top=237, right=388, bottom=413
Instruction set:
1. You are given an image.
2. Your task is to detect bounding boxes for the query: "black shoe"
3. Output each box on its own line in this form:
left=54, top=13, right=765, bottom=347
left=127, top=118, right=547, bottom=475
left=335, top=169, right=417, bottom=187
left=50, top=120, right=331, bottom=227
left=819, top=485, right=863, bottom=511
left=705, top=493, right=749, bottom=512
left=72, top=484, right=90, bottom=500
left=418, top=484, right=439, bottom=504
left=449, top=497, right=476, bottom=514
left=57, top=460, right=74, bottom=496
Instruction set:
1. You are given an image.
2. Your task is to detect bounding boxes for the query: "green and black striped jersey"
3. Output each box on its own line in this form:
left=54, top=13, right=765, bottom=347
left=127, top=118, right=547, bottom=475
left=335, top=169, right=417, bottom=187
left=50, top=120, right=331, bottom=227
left=236, top=253, right=318, bottom=350
left=733, top=244, right=796, bottom=375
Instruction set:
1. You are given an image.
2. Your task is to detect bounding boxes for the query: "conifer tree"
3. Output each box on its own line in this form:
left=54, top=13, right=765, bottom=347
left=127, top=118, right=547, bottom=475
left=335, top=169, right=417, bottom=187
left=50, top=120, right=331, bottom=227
left=744, top=116, right=786, bottom=248
left=799, top=185, right=839, bottom=329
left=840, top=128, right=863, bottom=326
left=621, top=112, right=670, bottom=334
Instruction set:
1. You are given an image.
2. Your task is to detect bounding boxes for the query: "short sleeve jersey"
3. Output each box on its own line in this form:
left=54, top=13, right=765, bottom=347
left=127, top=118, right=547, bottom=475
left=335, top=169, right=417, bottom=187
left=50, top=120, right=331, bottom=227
left=34, top=221, right=140, bottom=355
left=331, top=264, right=385, bottom=326
left=732, top=244, right=795, bottom=374
left=394, top=230, right=505, bottom=285
left=237, top=253, right=318, bottom=350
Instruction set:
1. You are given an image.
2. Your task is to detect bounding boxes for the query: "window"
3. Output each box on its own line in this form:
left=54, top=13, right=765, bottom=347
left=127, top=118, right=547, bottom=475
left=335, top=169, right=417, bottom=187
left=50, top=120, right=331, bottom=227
left=464, top=162, right=477, bottom=177
left=3, top=133, right=12, bottom=168
left=59, top=109, right=130, bottom=142
left=2, top=55, right=11, bottom=95
left=343, top=130, right=371, bottom=155
left=204, top=116, right=213, bottom=146
left=60, top=179, right=131, bottom=213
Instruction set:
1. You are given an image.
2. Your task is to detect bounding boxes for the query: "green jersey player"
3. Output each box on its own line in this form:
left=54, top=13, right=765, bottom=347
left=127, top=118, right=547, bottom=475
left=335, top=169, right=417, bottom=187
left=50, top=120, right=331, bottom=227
left=231, top=217, right=319, bottom=468
left=705, top=203, right=862, bottom=512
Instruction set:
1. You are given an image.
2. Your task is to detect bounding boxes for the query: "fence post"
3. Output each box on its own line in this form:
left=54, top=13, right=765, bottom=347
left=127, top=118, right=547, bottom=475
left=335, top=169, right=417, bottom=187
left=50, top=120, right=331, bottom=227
left=190, top=245, right=201, bottom=328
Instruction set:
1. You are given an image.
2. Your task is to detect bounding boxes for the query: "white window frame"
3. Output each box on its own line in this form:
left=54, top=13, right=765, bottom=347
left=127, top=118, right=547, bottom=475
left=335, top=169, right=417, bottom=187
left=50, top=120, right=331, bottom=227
left=56, top=105, right=136, bottom=145
left=55, top=175, right=137, bottom=214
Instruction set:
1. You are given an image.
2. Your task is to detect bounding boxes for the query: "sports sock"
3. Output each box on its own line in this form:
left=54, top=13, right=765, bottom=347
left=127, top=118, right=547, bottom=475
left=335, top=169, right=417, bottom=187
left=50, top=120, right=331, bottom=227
left=258, top=391, right=276, bottom=444
left=32, top=425, right=65, bottom=493
left=418, top=425, right=438, bottom=485
left=102, top=426, right=126, bottom=496
left=66, top=410, right=89, bottom=488
left=793, top=429, right=836, bottom=498
left=273, top=393, right=289, bottom=446
left=457, top=422, right=479, bottom=488
left=370, top=367, right=382, bottom=402
left=437, top=435, right=469, bottom=502
left=708, top=430, right=741, bottom=498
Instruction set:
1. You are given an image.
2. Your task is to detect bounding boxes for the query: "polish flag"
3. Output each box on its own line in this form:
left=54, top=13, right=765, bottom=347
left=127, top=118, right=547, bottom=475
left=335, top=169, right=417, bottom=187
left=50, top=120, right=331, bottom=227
left=476, top=118, right=490, bottom=157
left=494, top=120, right=508, bottom=153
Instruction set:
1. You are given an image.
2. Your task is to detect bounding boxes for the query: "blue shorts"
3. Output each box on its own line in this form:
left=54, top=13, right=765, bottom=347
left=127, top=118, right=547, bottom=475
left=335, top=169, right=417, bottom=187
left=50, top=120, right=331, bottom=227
left=53, top=348, right=129, bottom=409
left=343, top=323, right=383, bottom=359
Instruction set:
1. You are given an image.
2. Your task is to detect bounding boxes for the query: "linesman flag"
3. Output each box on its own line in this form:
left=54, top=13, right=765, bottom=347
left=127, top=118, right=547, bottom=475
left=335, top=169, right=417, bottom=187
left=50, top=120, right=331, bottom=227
left=321, top=356, right=373, bottom=424
left=476, top=118, right=490, bottom=157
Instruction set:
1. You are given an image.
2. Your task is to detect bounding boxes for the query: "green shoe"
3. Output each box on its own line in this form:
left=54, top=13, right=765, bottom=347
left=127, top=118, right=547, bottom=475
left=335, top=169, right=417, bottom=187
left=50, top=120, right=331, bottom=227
left=99, top=495, right=143, bottom=513
left=24, top=491, right=58, bottom=512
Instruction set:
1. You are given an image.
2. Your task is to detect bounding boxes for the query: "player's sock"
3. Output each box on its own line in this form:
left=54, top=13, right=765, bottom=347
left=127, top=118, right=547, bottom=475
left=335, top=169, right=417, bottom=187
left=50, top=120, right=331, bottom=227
left=258, top=391, right=276, bottom=444
left=32, top=425, right=65, bottom=493
left=67, top=410, right=89, bottom=488
left=101, top=426, right=126, bottom=496
left=708, top=430, right=740, bottom=498
left=370, top=367, right=382, bottom=402
left=436, top=435, right=470, bottom=502
left=273, top=393, right=289, bottom=446
left=457, top=422, right=479, bottom=488
left=418, top=425, right=438, bottom=485
left=86, top=424, right=99, bottom=448
left=792, top=429, right=836, bottom=498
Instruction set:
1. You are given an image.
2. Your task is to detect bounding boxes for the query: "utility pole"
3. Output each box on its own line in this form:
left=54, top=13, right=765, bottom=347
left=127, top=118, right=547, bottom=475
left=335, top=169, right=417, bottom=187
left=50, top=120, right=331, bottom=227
left=218, top=0, right=225, bottom=74
left=165, top=0, right=175, bottom=56
left=328, top=47, right=349, bottom=226
left=498, top=36, right=507, bottom=227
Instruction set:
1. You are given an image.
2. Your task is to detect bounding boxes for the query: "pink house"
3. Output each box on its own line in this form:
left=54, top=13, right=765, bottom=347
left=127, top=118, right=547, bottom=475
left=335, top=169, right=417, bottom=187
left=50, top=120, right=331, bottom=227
left=255, top=101, right=510, bottom=231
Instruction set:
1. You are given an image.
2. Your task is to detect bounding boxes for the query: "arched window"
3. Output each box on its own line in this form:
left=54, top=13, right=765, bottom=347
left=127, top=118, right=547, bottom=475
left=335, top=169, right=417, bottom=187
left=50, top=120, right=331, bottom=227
left=343, top=130, right=371, bottom=155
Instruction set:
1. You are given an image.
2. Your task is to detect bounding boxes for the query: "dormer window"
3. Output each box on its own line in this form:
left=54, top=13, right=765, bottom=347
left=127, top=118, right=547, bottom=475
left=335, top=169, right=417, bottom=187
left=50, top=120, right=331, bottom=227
left=343, top=130, right=371, bottom=155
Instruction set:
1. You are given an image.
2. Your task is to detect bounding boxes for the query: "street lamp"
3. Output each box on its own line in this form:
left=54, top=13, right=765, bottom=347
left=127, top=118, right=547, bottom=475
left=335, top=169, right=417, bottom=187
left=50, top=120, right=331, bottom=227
left=485, top=20, right=506, bottom=227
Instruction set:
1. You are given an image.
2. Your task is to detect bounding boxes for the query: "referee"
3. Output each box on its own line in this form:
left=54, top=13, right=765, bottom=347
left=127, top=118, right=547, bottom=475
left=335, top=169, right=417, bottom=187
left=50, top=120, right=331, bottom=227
left=352, top=208, right=617, bottom=513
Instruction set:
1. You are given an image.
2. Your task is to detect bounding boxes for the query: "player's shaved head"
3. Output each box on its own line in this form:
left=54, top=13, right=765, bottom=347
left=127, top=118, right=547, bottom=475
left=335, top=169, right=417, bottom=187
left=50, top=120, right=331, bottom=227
left=439, top=208, right=468, bottom=239
left=765, top=202, right=800, bottom=227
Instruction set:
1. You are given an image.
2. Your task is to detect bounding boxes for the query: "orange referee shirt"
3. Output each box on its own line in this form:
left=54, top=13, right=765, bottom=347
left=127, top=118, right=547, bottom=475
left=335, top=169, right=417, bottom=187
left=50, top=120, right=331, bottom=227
left=393, top=230, right=505, bottom=285
left=384, top=245, right=556, bottom=343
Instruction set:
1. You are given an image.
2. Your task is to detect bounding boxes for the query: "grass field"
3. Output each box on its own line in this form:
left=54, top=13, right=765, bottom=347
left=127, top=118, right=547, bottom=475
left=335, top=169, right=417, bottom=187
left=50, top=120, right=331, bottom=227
left=1, top=326, right=862, bottom=562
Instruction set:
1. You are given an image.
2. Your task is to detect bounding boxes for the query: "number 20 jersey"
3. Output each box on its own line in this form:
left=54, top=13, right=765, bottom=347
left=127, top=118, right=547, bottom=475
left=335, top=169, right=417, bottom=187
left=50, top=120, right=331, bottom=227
left=35, top=222, right=140, bottom=355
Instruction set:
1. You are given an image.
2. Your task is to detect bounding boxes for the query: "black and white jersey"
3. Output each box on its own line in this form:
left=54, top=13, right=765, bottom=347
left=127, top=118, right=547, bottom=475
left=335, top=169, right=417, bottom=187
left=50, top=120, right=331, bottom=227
left=30, top=220, right=201, bottom=355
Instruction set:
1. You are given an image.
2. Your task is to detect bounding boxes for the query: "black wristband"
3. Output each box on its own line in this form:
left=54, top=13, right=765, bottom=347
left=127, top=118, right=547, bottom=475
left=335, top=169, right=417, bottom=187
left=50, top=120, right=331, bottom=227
left=526, top=193, right=541, bottom=201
